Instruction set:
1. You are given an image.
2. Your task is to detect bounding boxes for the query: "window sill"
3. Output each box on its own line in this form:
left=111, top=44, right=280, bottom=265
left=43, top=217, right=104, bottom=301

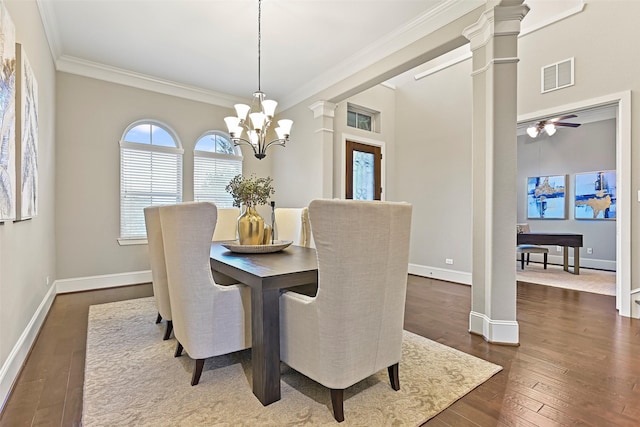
left=117, top=238, right=148, bottom=246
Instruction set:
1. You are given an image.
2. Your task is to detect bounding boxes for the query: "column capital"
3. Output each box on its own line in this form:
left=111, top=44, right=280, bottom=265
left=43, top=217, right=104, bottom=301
left=308, top=101, right=337, bottom=119
left=462, top=4, right=529, bottom=50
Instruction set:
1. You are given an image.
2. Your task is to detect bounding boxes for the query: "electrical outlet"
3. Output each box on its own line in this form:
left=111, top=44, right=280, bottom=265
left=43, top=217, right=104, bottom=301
left=587, top=248, right=593, bottom=254
left=445, top=258, right=454, bottom=265
left=556, top=246, right=562, bottom=252
left=45, top=276, right=50, bottom=286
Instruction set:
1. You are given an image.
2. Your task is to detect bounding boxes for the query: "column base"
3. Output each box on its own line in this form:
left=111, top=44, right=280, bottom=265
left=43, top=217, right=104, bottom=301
left=469, top=311, right=519, bottom=345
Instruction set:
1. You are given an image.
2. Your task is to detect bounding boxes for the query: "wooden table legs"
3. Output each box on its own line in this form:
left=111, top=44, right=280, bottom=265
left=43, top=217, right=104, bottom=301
left=562, top=246, right=580, bottom=275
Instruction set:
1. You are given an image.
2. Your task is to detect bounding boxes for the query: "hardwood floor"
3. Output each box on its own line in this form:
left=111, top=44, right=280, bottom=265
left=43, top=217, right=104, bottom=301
left=1, top=277, right=639, bottom=426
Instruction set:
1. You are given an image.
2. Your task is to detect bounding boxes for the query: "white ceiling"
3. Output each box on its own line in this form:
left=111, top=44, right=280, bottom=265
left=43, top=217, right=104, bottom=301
left=37, top=0, right=585, bottom=110
left=38, top=0, right=482, bottom=108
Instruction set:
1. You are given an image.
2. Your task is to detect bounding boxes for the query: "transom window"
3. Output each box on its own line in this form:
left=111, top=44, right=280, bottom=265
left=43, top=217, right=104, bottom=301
left=193, top=131, right=242, bottom=207
left=119, top=120, right=183, bottom=240
left=347, top=103, right=380, bottom=132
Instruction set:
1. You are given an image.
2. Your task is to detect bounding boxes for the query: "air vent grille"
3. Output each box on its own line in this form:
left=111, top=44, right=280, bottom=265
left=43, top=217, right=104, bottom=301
left=541, top=58, right=574, bottom=93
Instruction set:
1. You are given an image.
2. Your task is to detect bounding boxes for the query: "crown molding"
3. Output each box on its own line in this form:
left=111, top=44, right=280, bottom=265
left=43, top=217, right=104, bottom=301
left=56, top=56, right=245, bottom=108
left=36, top=0, right=61, bottom=61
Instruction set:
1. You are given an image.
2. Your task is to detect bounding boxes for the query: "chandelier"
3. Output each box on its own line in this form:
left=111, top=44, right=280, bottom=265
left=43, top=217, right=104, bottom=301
left=224, top=0, right=293, bottom=160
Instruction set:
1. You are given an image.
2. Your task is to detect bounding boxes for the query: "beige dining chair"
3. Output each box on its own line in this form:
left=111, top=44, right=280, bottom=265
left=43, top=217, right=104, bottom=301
left=143, top=206, right=173, bottom=340
left=274, top=207, right=311, bottom=247
left=517, top=223, right=548, bottom=269
left=159, top=202, right=252, bottom=386
left=212, top=207, right=240, bottom=241
left=279, top=199, right=412, bottom=422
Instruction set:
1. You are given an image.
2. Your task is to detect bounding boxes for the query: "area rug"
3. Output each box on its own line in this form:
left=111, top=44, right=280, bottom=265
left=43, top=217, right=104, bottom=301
left=83, top=297, right=502, bottom=426
left=516, top=262, right=616, bottom=296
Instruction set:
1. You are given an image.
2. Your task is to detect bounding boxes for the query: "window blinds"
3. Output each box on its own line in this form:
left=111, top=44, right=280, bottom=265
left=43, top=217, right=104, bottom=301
left=193, top=152, right=242, bottom=208
left=120, top=146, right=183, bottom=239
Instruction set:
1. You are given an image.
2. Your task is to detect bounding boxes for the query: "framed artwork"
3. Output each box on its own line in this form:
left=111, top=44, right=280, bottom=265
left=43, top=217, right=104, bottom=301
left=575, top=170, right=616, bottom=220
left=0, top=0, right=16, bottom=222
left=527, top=175, right=566, bottom=219
left=15, top=43, right=38, bottom=220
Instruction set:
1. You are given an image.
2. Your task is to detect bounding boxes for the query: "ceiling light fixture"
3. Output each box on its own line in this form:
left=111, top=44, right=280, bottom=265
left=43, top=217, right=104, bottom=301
left=526, top=114, right=581, bottom=138
left=224, top=0, right=293, bottom=160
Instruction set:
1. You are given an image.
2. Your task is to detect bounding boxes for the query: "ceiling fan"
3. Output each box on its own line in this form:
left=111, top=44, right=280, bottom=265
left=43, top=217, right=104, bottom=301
left=526, top=114, right=581, bottom=138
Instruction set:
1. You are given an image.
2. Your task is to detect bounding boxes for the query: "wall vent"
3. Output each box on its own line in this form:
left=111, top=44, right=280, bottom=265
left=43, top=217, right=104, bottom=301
left=541, top=58, right=574, bottom=93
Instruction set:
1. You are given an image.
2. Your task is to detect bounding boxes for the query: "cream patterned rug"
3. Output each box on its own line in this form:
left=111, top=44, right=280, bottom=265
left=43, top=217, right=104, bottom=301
left=83, top=297, right=502, bottom=426
left=516, top=262, right=616, bottom=296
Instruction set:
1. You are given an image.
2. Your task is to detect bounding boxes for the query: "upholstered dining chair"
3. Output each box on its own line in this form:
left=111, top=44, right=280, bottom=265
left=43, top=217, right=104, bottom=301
left=274, top=207, right=311, bottom=247
left=159, top=202, right=252, bottom=386
left=143, top=206, right=173, bottom=340
left=279, top=199, right=412, bottom=422
left=212, top=207, right=240, bottom=241
left=517, top=223, right=548, bottom=269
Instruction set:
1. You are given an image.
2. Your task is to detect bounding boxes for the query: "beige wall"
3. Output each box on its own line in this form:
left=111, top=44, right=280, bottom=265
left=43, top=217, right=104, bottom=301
left=395, top=59, right=473, bottom=272
left=55, top=73, right=270, bottom=279
left=0, top=0, right=57, bottom=371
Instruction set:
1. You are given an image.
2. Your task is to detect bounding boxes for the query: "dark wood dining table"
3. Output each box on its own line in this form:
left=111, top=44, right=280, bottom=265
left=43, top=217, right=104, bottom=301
left=209, top=242, right=318, bottom=406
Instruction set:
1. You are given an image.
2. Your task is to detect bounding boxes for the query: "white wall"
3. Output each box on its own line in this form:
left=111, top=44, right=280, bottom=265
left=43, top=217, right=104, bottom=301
left=0, top=0, right=56, bottom=397
left=395, top=59, right=473, bottom=274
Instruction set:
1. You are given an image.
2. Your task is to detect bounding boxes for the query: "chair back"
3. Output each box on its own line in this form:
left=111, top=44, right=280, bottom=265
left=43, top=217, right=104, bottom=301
left=309, top=199, right=412, bottom=383
left=212, top=207, right=240, bottom=241
left=274, top=207, right=311, bottom=247
left=160, top=202, right=250, bottom=358
left=143, top=206, right=171, bottom=321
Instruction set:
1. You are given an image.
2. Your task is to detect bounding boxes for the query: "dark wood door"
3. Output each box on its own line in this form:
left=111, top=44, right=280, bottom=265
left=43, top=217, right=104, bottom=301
left=346, top=140, right=381, bottom=200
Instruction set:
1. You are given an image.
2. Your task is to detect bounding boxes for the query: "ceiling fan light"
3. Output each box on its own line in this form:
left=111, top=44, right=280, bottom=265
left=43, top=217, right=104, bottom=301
left=527, top=126, right=539, bottom=138
left=544, top=123, right=557, bottom=136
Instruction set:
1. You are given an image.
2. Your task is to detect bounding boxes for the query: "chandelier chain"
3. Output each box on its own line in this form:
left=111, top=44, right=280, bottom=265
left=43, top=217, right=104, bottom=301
left=257, top=0, right=262, bottom=92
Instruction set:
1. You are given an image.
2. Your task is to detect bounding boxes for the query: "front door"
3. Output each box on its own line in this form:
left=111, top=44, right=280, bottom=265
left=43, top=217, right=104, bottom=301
left=345, top=140, right=381, bottom=200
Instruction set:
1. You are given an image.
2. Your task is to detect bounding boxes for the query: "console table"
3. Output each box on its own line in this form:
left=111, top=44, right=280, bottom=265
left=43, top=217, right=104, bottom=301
left=517, top=233, right=583, bottom=275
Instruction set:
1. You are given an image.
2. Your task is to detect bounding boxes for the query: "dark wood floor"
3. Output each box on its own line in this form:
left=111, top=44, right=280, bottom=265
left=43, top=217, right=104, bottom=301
left=1, top=277, right=639, bottom=426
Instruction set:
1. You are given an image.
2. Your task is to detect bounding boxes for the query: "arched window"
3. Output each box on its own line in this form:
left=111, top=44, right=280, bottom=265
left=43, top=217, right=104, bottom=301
left=193, top=131, right=242, bottom=207
left=119, top=120, right=183, bottom=240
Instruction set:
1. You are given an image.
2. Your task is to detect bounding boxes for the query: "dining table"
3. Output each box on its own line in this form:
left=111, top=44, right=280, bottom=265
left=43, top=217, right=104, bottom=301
left=209, top=242, right=318, bottom=406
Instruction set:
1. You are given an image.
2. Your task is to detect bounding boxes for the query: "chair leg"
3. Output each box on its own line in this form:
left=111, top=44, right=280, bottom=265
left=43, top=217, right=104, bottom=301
left=155, top=312, right=162, bottom=324
left=330, top=389, right=345, bottom=423
left=388, top=363, right=400, bottom=391
left=163, top=320, right=173, bottom=340
left=544, top=253, right=548, bottom=269
left=174, top=341, right=183, bottom=357
left=520, top=253, right=525, bottom=270
left=191, top=359, right=205, bottom=386
left=526, top=253, right=530, bottom=265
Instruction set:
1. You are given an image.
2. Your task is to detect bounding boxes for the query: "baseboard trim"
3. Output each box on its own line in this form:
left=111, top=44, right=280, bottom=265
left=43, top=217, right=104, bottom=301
left=526, top=253, right=616, bottom=271
left=408, top=264, right=471, bottom=285
left=469, top=311, right=519, bottom=345
left=56, top=270, right=152, bottom=294
left=0, top=283, right=56, bottom=411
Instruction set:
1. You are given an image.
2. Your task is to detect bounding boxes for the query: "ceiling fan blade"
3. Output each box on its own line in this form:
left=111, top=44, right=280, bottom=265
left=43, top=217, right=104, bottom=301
left=554, top=122, right=581, bottom=128
left=549, top=114, right=578, bottom=122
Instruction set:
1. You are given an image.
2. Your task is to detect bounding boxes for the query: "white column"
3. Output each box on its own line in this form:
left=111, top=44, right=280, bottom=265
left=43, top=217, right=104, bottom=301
left=308, top=101, right=337, bottom=199
left=463, top=3, right=529, bottom=344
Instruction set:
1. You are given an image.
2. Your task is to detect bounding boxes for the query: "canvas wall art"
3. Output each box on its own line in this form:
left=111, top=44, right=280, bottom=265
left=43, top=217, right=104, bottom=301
left=575, top=170, right=616, bottom=219
left=527, top=175, right=566, bottom=219
left=0, top=0, right=16, bottom=222
left=15, top=43, right=38, bottom=220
